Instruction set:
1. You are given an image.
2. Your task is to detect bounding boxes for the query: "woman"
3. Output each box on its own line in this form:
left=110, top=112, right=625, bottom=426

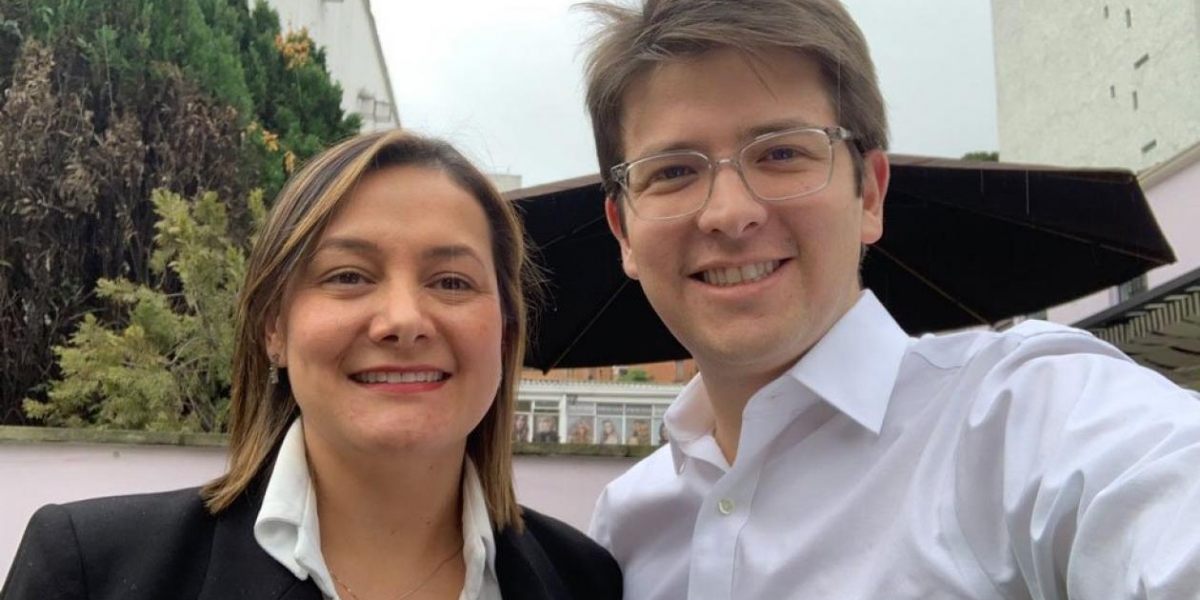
left=1, top=131, right=621, bottom=600
left=532, top=416, right=559, bottom=443
left=511, top=413, right=530, bottom=443
left=600, top=420, right=620, bottom=445
left=568, top=419, right=593, bottom=444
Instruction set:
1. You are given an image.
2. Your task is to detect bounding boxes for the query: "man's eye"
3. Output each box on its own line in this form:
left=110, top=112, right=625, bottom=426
left=760, top=146, right=805, bottom=162
left=653, top=164, right=695, bottom=181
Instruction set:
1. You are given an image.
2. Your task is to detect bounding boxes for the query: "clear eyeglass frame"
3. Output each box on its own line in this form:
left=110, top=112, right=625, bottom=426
left=610, top=126, right=856, bottom=221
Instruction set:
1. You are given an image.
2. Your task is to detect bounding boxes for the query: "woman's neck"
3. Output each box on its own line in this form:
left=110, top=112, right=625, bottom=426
left=307, top=438, right=467, bottom=596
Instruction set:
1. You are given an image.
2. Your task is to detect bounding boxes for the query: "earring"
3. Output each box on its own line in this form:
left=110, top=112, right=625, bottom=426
left=268, top=354, right=280, bottom=385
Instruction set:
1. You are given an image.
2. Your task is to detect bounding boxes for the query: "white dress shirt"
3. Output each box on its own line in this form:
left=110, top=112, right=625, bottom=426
left=254, top=418, right=502, bottom=600
left=589, top=291, right=1200, bottom=599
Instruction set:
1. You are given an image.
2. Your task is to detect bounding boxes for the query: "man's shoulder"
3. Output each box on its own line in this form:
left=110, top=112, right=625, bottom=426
left=910, top=319, right=1127, bottom=373
left=589, top=443, right=686, bottom=547
left=598, top=443, right=679, bottom=508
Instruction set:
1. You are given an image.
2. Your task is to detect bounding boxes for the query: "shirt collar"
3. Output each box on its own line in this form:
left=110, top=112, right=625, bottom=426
left=254, top=418, right=335, bottom=597
left=663, top=291, right=910, bottom=473
left=254, top=418, right=499, bottom=599
left=782, top=290, right=910, bottom=435
left=663, top=375, right=719, bottom=473
left=461, top=457, right=499, bottom=594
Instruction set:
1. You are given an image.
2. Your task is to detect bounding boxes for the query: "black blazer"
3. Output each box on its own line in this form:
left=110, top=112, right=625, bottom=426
left=1, top=485, right=621, bottom=600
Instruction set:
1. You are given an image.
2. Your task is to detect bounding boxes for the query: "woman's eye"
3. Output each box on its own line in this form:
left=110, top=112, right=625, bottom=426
left=434, top=275, right=473, bottom=292
left=326, top=271, right=367, bottom=285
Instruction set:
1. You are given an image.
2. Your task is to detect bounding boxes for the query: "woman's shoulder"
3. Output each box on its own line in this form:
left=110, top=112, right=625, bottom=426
left=37, top=486, right=213, bottom=541
left=500, top=506, right=622, bottom=599
left=3, top=487, right=219, bottom=600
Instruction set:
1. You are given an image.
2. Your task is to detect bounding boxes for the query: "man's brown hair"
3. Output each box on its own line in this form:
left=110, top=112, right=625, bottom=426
left=582, top=0, right=889, bottom=221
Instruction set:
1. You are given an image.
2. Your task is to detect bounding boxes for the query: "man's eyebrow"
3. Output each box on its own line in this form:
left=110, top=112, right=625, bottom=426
left=631, top=119, right=822, bottom=159
left=740, top=119, right=820, bottom=140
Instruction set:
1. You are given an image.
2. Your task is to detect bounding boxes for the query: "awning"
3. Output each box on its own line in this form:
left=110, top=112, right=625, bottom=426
left=1075, top=265, right=1200, bottom=388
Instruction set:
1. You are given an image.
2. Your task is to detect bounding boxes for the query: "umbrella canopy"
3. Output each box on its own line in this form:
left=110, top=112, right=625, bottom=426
left=508, top=155, right=1176, bottom=372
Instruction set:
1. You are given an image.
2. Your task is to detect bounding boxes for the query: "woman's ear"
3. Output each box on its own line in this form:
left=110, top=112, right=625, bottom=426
left=264, top=313, right=287, bottom=367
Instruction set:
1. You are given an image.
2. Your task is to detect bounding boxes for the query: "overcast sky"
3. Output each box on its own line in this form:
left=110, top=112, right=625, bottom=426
left=372, top=1, right=998, bottom=188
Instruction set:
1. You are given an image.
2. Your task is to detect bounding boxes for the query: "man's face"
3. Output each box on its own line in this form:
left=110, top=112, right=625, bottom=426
left=606, top=48, right=888, bottom=395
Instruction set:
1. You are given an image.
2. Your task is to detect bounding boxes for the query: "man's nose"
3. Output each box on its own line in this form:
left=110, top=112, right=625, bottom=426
left=694, top=161, right=768, bottom=238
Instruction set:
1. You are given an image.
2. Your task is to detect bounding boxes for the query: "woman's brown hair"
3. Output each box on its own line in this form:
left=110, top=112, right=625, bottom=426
left=202, top=130, right=533, bottom=530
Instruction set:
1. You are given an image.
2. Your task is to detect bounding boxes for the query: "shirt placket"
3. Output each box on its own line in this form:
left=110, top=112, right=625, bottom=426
left=686, top=451, right=765, bottom=600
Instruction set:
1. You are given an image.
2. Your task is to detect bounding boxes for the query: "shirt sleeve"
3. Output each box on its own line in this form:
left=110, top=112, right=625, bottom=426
left=1, top=504, right=88, bottom=600
left=587, top=484, right=615, bottom=552
left=959, top=329, right=1200, bottom=599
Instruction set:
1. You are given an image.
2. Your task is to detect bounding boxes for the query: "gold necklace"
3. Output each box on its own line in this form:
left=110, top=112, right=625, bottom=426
left=330, top=543, right=463, bottom=600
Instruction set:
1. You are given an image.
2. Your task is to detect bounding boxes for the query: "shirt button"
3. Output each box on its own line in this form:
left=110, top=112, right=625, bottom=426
left=717, top=498, right=735, bottom=515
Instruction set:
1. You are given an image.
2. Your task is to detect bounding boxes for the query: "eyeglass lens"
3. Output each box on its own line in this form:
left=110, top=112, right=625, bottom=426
left=624, top=129, right=836, bottom=219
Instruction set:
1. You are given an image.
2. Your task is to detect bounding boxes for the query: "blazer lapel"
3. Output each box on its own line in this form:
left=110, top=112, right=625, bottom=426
left=494, top=525, right=569, bottom=600
left=196, top=488, right=322, bottom=600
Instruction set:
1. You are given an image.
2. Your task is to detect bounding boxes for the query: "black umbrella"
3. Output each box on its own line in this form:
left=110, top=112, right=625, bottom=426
left=508, top=155, right=1176, bottom=372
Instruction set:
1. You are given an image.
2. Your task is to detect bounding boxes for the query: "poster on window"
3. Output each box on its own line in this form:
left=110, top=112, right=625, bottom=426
left=625, top=404, right=653, bottom=446
left=566, top=400, right=596, bottom=445
left=596, top=403, right=623, bottom=445
left=512, top=412, right=531, bottom=443
left=532, top=413, right=560, bottom=443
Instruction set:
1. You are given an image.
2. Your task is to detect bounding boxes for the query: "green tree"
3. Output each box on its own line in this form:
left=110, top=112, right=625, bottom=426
left=619, top=368, right=654, bottom=383
left=0, top=0, right=360, bottom=426
left=24, top=188, right=264, bottom=432
left=961, top=151, right=999, bottom=162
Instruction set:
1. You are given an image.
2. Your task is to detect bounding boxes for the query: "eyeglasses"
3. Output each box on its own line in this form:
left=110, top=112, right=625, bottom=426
left=610, top=126, right=855, bottom=221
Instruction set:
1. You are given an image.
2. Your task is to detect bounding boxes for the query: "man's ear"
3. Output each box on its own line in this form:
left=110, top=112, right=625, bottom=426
left=604, top=197, right=639, bottom=280
left=859, top=149, right=890, bottom=245
left=264, top=312, right=287, bottom=367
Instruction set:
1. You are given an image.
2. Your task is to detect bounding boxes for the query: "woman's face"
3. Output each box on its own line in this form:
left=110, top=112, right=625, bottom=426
left=267, top=165, right=504, bottom=462
left=604, top=421, right=615, bottom=434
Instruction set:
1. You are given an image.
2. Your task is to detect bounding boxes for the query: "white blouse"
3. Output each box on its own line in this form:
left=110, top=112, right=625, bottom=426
left=253, top=418, right=502, bottom=600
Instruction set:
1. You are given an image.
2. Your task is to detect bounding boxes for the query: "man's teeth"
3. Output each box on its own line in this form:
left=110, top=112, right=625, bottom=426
left=700, top=261, right=780, bottom=287
left=354, top=371, right=446, bottom=384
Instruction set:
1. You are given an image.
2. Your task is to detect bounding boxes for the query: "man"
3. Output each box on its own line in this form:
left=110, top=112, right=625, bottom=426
left=581, top=1, right=1200, bottom=598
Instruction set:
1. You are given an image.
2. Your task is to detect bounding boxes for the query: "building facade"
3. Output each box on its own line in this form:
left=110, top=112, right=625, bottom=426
left=513, top=379, right=683, bottom=446
left=993, top=0, right=1200, bottom=171
left=993, top=1, right=1200, bottom=387
left=264, top=0, right=399, bottom=131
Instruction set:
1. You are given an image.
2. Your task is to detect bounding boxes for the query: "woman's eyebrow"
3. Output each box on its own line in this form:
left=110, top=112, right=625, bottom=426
left=423, top=244, right=487, bottom=267
left=314, top=236, right=380, bottom=256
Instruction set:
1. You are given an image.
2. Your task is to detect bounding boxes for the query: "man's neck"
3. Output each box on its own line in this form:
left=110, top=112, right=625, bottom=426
left=701, top=367, right=784, bottom=465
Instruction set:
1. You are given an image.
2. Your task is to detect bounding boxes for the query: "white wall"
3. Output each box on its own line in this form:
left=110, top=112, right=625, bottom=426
left=993, top=0, right=1200, bottom=171
left=0, top=441, right=636, bottom=583
left=266, top=0, right=399, bottom=131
